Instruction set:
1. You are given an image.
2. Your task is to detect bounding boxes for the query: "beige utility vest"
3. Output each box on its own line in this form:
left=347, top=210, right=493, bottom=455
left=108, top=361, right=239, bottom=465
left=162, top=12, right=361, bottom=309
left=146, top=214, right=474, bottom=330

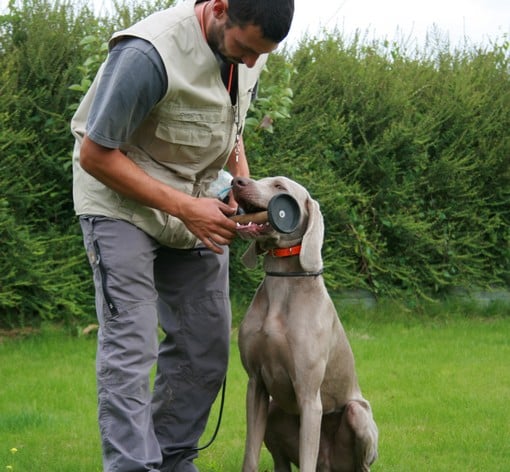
left=71, top=0, right=266, bottom=248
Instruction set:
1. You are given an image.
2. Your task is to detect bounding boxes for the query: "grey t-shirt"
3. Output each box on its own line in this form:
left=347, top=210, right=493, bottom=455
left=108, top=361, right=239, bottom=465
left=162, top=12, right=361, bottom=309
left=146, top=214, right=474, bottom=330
left=86, top=37, right=167, bottom=149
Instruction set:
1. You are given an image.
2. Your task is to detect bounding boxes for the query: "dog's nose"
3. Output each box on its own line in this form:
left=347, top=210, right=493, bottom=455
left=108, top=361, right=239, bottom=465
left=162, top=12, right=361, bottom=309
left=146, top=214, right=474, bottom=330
left=232, top=176, right=251, bottom=188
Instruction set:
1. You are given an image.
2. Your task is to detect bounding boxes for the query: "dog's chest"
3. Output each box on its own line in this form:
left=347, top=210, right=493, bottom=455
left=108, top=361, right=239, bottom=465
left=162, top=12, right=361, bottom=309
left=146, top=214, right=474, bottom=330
left=242, top=308, right=289, bottom=352
left=240, top=308, right=294, bottom=370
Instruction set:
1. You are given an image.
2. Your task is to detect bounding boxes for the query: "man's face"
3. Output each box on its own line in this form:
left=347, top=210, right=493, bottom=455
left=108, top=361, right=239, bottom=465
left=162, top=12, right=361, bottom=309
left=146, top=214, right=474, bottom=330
left=210, top=21, right=278, bottom=68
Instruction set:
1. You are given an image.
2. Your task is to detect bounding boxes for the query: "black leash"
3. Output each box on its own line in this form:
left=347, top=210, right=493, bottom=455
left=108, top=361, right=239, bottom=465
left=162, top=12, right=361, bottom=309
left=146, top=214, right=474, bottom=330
left=172, top=375, right=227, bottom=455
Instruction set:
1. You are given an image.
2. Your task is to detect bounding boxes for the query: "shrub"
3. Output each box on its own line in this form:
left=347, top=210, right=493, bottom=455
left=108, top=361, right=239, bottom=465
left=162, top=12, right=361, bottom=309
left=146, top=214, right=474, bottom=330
left=1, top=2, right=508, bottom=326
left=245, top=33, right=510, bottom=299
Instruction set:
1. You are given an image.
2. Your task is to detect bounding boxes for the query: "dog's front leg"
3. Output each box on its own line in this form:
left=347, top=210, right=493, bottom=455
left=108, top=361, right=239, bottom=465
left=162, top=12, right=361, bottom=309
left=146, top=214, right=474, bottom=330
left=242, top=376, right=269, bottom=472
left=298, top=392, right=323, bottom=472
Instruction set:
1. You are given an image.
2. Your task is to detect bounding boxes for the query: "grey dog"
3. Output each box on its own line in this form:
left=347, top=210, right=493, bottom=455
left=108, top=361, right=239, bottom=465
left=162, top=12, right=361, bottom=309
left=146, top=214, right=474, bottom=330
left=232, top=176, right=378, bottom=472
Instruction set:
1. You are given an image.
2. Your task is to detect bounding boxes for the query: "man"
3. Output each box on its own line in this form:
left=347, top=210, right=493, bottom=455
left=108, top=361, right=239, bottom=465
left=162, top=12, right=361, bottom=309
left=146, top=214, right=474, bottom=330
left=70, top=0, right=294, bottom=470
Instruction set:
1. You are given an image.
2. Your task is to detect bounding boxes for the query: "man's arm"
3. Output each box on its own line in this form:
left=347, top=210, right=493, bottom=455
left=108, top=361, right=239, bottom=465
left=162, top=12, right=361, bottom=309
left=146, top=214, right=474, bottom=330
left=224, top=135, right=249, bottom=211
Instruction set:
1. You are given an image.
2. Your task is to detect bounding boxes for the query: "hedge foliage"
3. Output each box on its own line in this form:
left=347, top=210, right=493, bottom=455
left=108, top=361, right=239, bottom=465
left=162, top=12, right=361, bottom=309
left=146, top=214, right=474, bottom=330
left=0, top=0, right=508, bottom=327
left=238, top=34, right=510, bottom=299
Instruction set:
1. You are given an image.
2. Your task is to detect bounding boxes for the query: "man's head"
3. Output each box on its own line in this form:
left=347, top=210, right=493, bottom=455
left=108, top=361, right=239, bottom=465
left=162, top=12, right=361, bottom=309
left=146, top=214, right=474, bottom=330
left=226, top=0, right=295, bottom=44
left=206, top=0, right=295, bottom=67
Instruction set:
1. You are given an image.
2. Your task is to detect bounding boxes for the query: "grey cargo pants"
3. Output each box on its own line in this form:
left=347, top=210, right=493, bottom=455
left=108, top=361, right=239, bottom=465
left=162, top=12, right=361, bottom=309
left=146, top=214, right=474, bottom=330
left=80, top=217, right=231, bottom=472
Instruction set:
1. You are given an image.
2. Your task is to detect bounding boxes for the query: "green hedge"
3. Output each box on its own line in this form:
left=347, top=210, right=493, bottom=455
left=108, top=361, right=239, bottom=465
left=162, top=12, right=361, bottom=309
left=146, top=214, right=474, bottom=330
left=236, top=34, right=510, bottom=300
left=1, top=1, right=508, bottom=328
left=0, top=0, right=101, bottom=328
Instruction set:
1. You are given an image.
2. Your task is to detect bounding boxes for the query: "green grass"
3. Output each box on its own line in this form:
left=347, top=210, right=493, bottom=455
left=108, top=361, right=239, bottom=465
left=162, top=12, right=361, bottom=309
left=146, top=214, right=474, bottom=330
left=1, top=304, right=509, bottom=471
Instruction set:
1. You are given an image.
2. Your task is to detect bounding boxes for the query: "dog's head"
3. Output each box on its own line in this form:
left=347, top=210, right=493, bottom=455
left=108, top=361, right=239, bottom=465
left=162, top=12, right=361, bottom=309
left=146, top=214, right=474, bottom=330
left=232, top=176, right=324, bottom=272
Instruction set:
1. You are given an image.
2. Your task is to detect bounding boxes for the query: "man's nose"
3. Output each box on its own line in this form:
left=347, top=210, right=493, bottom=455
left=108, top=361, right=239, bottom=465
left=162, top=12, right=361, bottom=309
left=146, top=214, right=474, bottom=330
left=241, top=53, right=260, bottom=68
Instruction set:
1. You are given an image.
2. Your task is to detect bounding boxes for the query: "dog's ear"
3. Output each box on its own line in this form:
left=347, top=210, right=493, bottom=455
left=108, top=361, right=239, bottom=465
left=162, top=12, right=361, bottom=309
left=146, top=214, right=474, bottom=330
left=241, top=241, right=259, bottom=268
left=299, top=197, right=324, bottom=272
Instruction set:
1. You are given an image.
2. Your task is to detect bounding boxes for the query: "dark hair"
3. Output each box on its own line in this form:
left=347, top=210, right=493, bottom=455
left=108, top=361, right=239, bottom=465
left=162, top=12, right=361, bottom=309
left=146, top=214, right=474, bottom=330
left=227, top=0, right=295, bottom=43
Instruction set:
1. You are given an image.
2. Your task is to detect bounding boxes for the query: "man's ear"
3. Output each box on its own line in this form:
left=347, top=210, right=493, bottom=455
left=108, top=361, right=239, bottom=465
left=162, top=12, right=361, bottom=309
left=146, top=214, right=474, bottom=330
left=212, top=0, right=228, bottom=18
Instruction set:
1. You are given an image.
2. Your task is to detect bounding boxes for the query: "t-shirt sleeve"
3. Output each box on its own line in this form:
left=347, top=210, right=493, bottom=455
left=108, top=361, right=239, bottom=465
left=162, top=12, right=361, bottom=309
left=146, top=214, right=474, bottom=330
left=86, top=37, right=167, bottom=149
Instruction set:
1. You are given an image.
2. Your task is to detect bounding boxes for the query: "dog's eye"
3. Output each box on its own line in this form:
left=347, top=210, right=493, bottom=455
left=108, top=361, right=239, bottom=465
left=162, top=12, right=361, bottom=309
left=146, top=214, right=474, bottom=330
left=274, top=184, right=286, bottom=191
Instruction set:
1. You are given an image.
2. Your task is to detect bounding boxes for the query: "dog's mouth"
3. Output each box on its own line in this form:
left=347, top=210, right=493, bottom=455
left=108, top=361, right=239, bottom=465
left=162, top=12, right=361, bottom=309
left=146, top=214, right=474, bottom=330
left=234, top=199, right=273, bottom=237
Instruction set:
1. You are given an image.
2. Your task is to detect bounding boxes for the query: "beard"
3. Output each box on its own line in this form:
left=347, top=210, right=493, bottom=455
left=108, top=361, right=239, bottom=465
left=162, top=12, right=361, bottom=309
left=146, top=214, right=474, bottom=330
left=207, top=24, right=242, bottom=65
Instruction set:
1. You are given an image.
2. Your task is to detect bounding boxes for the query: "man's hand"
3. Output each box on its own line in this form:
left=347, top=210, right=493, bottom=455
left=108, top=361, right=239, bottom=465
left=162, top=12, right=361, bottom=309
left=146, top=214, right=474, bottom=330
left=178, top=197, right=237, bottom=254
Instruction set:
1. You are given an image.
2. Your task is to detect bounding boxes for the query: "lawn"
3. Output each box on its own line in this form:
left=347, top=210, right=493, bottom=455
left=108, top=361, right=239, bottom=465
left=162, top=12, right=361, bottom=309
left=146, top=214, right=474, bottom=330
left=1, top=303, right=509, bottom=471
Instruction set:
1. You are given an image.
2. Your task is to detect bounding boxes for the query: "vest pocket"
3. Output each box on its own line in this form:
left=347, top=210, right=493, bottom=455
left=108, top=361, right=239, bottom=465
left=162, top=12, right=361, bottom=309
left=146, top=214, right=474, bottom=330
left=153, top=107, right=231, bottom=166
left=155, top=107, right=228, bottom=147
left=155, top=120, right=212, bottom=148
